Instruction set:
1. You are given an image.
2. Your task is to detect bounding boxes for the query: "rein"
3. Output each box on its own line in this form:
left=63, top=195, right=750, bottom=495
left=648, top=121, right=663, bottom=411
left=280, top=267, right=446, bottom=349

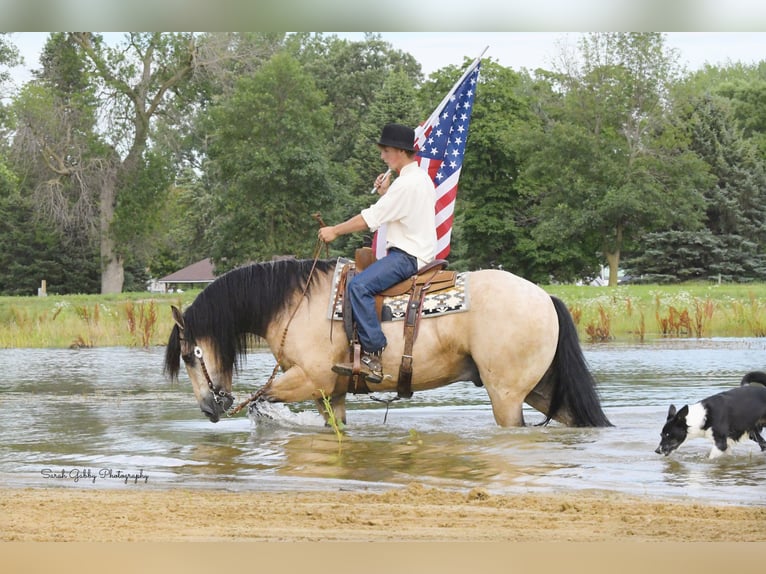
left=228, top=214, right=329, bottom=416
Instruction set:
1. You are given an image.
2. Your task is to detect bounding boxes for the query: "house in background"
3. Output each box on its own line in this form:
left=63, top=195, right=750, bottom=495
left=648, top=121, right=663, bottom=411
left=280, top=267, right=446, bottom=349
left=151, top=258, right=216, bottom=293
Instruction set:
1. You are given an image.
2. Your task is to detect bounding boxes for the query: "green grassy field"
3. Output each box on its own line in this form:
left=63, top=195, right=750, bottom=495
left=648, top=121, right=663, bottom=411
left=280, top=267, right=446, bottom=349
left=545, top=282, right=766, bottom=342
left=1, top=282, right=765, bottom=349
left=0, top=291, right=193, bottom=349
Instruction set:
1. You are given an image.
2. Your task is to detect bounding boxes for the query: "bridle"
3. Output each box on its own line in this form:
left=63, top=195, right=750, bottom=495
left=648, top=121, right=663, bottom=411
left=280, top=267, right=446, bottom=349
left=181, top=337, right=235, bottom=409
left=193, top=345, right=235, bottom=407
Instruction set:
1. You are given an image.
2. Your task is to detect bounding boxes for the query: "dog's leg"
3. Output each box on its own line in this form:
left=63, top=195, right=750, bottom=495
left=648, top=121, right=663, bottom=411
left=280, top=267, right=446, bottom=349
left=750, top=428, right=766, bottom=451
left=708, top=445, right=726, bottom=459
left=710, top=433, right=729, bottom=459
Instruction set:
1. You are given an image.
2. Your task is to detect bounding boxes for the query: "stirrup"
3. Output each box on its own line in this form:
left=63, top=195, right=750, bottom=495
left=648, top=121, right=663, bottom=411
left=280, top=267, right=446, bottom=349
left=331, top=354, right=384, bottom=384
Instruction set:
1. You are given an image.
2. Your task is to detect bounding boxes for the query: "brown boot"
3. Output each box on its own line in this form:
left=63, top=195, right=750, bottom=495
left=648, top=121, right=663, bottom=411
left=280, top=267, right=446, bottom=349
left=332, top=351, right=384, bottom=384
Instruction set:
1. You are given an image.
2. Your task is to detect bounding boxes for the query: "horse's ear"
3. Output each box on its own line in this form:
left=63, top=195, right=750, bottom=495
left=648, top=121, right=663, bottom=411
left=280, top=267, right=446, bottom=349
left=171, top=305, right=185, bottom=331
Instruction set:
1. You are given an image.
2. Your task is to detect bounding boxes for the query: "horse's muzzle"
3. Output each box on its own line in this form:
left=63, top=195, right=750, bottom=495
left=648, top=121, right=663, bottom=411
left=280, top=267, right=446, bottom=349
left=200, top=392, right=233, bottom=423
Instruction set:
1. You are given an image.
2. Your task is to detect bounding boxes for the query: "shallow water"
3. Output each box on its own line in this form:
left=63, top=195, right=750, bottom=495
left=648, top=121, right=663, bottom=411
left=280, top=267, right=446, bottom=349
left=1, top=339, right=765, bottom=505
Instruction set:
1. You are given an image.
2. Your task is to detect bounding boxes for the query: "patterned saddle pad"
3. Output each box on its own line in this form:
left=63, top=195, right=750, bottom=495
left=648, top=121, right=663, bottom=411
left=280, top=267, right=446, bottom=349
left=326, top=258, right=470, bottom=322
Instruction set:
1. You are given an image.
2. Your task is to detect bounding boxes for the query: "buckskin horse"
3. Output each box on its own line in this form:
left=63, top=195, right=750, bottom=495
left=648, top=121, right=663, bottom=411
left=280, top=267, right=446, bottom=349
left=163, top=257, right=612, bottom=428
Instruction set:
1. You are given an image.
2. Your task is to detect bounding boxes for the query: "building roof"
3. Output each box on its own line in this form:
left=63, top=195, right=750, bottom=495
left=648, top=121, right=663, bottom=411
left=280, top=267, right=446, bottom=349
left=158, top=258, right=216, bottom=283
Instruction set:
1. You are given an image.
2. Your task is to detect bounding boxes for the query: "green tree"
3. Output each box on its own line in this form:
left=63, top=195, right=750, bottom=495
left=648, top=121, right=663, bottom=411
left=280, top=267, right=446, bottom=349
left=682, top=62, right=766, bottom=158
left=624, top=90, right=766, bottom=282
left=687, top=94, right=766, bottom=240
left=203, top=52, right=336, bottom=269
left=0, top=33, right=20, bottom=91
left=10, top=33, right=267, bottom=293
left=625, top=230, right=766, bottom=283
left=290, top=32, right=422, bottom=165
left=519, top=32, right=710, bottom=285
left=0, top=154, right=100, bottom=295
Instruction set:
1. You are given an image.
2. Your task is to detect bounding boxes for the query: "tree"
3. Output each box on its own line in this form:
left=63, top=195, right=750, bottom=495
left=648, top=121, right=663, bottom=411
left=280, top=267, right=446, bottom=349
left=290, top=32, right=422, bottom=165
left=686, top=94, right=766, bottom=240
left=0, top=32, right=20, bottom=98
left=11, top=33, right=277, bottom=293
left=623, top=89, right=766, bottom=282
left=287, top=33, right=424, bottom=254
left=0, top=148, right=100, bottom=295
left=683, top=61, right=766, bottom=158
left=519, top=33, right=711, bottom=285
left=624, top=230, right=766, bottom=283
left=203, top=52, right=336, bottom=269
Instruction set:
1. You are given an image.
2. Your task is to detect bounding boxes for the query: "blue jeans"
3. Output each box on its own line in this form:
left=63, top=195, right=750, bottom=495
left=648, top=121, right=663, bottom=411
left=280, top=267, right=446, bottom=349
left=348, top=247, right=418, bottom=353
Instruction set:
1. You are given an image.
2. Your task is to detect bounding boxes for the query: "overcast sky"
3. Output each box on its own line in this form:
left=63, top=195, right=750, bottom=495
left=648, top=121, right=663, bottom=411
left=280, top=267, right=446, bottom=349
left=337, top=32, right=766, bottom=75
left=6, top=32, right=765, bottom=88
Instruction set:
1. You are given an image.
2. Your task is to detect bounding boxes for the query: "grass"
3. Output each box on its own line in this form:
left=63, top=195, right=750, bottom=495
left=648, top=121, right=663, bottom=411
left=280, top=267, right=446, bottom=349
left=545, top=282, right=766, bottom=342
left=319, top=390, right=345, bottom=453
left=0, top=291, right=196, bottom=349
left=1, top=281, right=766, bottom=349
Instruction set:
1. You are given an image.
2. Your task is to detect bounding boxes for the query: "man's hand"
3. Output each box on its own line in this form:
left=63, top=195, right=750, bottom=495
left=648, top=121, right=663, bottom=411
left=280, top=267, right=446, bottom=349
left=373, top=170, right=392, bottom=195
left=318, top=226, right=338, bottom=243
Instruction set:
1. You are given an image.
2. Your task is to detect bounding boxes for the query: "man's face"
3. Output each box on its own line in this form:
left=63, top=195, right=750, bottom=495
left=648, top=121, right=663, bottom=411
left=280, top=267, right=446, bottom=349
left=379, top=146, right=408, bottom=170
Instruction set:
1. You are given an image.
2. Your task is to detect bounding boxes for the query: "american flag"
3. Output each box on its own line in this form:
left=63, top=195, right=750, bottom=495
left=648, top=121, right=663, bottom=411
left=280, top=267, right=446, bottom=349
left=373, top=53, right=482, bottom=261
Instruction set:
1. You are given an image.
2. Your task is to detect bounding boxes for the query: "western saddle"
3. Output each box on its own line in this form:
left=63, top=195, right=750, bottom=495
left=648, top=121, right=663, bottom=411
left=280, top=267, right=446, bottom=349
left=334, top=247, right=457, bottom=398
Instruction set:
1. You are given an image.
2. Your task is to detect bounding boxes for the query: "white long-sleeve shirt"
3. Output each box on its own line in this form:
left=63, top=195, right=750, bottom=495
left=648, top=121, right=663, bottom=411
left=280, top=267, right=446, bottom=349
left=360, top=162, right=437, bottom=269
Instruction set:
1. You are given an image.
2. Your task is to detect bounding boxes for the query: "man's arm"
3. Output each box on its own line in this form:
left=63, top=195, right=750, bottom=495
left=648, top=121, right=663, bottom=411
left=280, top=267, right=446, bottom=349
left=318, top=214, right=369, bottom=243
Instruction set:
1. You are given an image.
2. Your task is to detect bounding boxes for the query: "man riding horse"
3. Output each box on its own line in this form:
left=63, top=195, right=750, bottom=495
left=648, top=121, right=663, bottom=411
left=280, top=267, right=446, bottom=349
left=318, top=123, right=437, bottom=384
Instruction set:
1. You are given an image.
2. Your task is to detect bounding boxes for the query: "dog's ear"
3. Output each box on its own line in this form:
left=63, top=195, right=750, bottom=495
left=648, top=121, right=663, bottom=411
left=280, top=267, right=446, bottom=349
left=666, top=404, right=677, bottom=421
left=677, top=405, right=689, bottom=419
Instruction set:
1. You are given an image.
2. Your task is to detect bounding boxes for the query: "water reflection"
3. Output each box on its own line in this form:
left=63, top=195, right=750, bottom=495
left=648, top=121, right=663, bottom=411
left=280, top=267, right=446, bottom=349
left=0, top=341, right=765, bottom=505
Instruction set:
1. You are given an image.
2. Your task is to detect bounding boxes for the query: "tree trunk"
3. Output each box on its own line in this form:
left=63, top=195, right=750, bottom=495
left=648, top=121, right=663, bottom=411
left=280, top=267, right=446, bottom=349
left=605, top=250, right=620, bottom=287
left=99, top=177, right=124, bottom=293
left=101, top=249, right=124, bottom=293
left=604, top=224, right=623, bottom=287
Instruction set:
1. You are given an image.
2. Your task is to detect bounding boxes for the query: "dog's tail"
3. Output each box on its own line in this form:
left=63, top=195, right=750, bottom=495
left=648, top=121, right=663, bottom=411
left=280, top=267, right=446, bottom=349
left=740, top=370, right=766, bottom=387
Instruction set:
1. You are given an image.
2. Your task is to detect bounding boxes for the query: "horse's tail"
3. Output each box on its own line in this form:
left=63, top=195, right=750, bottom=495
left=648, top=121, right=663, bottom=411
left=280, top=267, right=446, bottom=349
left=741, top=370, right=766, bottom=387
left=545, top=296, right=613, bottom=427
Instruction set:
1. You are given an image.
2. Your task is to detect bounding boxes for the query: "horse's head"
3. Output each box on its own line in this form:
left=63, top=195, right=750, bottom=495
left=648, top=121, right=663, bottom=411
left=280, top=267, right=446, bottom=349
left=165, top=305, right=234, bottom=423
left=163, top=259, right=337, bottom=422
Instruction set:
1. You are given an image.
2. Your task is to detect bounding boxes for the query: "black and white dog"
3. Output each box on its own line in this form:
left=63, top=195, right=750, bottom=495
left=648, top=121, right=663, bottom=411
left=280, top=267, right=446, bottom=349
left=655, top=371, right=766, bottom=458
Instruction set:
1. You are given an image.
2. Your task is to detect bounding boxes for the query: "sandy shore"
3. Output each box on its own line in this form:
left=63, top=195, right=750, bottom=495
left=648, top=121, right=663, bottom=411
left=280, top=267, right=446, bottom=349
left=2, top=483, right=765, bottom=542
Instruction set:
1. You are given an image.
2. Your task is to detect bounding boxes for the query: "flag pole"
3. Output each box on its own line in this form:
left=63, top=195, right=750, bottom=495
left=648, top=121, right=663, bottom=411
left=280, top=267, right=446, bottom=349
left=415, top=46, right=488, bottom=141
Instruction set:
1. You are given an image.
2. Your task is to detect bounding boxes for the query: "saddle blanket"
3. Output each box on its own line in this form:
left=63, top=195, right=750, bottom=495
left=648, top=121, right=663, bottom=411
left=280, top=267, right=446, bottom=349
left=327, top=258, right=470, bottom=322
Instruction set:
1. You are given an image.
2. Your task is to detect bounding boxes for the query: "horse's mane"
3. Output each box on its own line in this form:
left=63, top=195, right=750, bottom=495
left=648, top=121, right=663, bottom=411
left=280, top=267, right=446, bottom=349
left=164, top=258, right=337, bottom=381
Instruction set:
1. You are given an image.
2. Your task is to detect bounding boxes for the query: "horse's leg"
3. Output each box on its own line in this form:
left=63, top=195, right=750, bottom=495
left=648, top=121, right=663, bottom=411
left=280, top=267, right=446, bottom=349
left=257, top=364, right=351, bottom=425
left=259, top=364, right=333, bottom=404
left=314, top=393, right=347, bottom=426
left=483, top=384, right=527, bottom=427
left=462, top=278, right=558, bottom=428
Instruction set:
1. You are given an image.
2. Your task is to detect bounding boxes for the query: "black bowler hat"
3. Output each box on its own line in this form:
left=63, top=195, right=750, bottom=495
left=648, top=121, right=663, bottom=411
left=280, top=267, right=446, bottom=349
left=377, top=123, right=415, bottom=151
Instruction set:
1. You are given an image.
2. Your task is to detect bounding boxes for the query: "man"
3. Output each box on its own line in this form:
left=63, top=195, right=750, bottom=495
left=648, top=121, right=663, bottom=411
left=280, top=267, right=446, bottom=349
left=318, top=123, right=436, bottom=383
